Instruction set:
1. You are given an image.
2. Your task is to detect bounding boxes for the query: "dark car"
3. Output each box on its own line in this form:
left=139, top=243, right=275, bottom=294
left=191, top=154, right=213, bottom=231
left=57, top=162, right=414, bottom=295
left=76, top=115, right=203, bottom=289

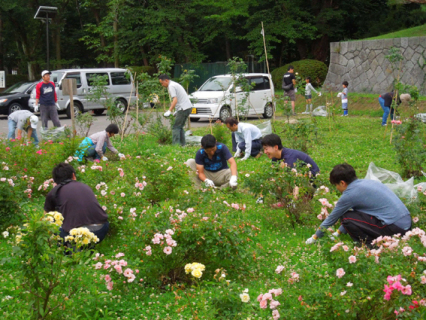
left=0, top=82, right=37, bottom=115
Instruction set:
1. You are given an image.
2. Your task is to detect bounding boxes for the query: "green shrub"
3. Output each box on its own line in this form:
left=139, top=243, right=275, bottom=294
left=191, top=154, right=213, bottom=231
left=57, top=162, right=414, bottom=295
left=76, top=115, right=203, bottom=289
left=271, top=60, right=328, bottom=89
left=127, top=66, right=155, bottom=76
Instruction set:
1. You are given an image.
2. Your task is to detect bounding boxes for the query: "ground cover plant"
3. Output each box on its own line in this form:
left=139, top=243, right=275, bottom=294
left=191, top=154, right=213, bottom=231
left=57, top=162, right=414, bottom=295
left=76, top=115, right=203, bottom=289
left=1, top=114, right=426, bottom=319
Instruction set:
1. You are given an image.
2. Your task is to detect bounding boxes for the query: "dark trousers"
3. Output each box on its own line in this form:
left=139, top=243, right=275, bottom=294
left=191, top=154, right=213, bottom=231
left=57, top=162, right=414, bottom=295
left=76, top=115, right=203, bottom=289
left=231, top=132, right=262, bottom=157
left=86, top=142, right=107, bottom=160
left=341, top=211, right=410, bottom=245
left=60, top=221, right=110, bottom=245
left=173, top=108, right=192, bottom=146
left=40, top=104, right=61, bottom=129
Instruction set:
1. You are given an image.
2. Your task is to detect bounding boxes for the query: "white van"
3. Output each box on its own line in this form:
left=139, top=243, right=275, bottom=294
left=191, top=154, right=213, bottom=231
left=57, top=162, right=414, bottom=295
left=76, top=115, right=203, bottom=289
left=28, top=68, right=136, bottom=118
left=189, top=73, right=275, bottom=122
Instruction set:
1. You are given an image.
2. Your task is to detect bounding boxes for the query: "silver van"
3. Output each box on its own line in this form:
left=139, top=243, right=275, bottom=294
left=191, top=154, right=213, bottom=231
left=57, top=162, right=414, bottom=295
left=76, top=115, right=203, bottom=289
left=28, top=68, right=136, bottom=118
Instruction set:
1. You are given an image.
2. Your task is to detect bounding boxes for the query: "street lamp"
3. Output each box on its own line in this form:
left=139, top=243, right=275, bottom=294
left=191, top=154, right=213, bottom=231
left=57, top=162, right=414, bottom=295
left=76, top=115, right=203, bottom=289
left=34, top=6, right=58, bottom=70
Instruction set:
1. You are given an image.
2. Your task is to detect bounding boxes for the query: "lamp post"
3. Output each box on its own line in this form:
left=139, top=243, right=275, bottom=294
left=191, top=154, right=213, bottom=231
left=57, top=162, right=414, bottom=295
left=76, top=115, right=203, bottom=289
left=34, top=6, right=58, bottom=70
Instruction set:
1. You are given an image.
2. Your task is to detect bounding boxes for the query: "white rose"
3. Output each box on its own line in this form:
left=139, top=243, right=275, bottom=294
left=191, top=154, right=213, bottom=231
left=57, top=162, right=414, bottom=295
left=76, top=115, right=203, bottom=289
left=2, top=231, right=9, bottom=238
left=239, top=293, right=250, bottom=303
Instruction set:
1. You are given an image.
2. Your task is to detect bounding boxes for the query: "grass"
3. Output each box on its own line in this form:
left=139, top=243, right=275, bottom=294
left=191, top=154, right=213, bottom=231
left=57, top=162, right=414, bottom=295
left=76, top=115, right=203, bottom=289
left=1, top=114, right=426, bottom=319
left=365, top=24, right=426, bottom=40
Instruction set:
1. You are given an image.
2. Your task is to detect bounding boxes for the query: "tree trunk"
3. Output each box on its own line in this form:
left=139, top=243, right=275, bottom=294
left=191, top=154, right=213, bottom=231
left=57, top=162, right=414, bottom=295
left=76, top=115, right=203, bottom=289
left=295, top=39, right=308, bottom=60
left=55, top=28, right=61, bottom=69
left=92, top=9, right=107, bottom=67
left=113, top=18, right=119, bottom=67
left=225, top=36, right=231, bottom=60
left=140, top=47, right=149, bottom=66
left=311, top=35, right=329, bottom=62
left=0, top=15, right=3, bottom=70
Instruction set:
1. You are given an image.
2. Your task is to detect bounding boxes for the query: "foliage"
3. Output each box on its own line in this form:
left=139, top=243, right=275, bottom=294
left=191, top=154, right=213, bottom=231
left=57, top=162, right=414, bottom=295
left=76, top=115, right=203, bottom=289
left=271, top=60, right=328, bottom=89
left=75, top=112, right=96, bottom=137
left=393, top=117, right=426, bottom=177
left=179, top=70, right=200, bottom=93
left=212, top=122, right=231, bottom=146
left=281, top=119, right=319, bottom=153
left=146, top=113, right=173, bottom=144
left=127, top=66, right=155, bottom=76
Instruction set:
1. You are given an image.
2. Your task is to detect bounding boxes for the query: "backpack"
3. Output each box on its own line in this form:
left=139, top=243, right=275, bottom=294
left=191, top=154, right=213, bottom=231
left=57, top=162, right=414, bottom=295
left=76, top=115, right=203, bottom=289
left=282, top=74, right=293, bottom=91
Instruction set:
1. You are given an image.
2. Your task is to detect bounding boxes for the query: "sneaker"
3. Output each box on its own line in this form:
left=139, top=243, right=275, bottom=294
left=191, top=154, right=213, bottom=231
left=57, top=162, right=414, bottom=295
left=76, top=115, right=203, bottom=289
left=255, top=151, right=263, bottom=159
left=344, top=114, right=348, bottom=116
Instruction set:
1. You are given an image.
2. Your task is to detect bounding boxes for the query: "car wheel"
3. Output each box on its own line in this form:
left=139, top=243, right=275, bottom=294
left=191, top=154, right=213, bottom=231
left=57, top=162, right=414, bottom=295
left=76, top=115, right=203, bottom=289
left=116, top=99, right=128, bottom=113
left=66, top=102, right=83, bottom=119
left=8, top=103, right=23, bottom=115
left=190, top=117, right=200, bottom=122
left=219, top=106, right=232, bottom=122
left=93, top=109, right=104, bottom=116
left=263, top=103, right=274, bottom=118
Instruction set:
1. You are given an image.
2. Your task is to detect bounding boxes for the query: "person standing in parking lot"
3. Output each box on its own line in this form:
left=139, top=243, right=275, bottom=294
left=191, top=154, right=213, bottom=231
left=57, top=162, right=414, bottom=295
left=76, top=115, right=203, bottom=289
left=34, top=70, right=61, bottom=129
left=159, top=74, right=193, bottom=146
left=282, top=66, right=297, bottom=115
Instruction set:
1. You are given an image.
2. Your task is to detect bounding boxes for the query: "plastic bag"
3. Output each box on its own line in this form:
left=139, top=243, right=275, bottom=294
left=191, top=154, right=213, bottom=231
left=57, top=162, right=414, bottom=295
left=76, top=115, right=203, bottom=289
left=40, top=126, right=67, bottom=142
left=312, top=106, right=328, bottom=117
left=414, top=113, right=426, bottom=123
left=185, top=130, right=202, bottom=145
left=256, top=120, right=273, bottom=137
left=364, top=162, right=426, bottom=203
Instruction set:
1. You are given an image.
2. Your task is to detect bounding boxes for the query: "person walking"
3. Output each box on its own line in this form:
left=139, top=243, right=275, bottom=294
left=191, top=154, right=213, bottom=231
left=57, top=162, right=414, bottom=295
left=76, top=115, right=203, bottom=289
left=7, top=110, right=39, bottom=147
left=159, top=74, right=193, bottom=146
left=282, top=65, right=297, bottom=115
left=34, top=70, right=61, bottom=129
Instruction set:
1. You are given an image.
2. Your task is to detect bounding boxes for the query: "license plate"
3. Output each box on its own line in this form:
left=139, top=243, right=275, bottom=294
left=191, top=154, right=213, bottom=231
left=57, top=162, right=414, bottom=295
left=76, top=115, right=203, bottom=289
left=191, top=108, right=197, bottom=114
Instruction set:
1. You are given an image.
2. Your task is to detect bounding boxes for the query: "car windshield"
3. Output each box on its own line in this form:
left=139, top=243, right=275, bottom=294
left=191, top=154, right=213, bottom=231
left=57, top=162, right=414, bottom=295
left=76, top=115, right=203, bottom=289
left=3, top=82, right=34, bottom=94
left=199, top=77, right=232, bottom=91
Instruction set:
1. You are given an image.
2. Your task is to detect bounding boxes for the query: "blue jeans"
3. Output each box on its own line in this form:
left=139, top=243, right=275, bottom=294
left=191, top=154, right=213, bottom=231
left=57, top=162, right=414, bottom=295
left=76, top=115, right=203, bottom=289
left=7, top=119, right=39, bottom=146
left=379, top=97, right=394, bottom=125
left=86, top=142, right=107, bottom=160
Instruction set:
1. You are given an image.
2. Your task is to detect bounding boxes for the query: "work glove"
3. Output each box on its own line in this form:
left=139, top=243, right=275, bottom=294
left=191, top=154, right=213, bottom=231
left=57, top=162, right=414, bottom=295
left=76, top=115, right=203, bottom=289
left=55, top=103, right=60, bottom=110
left=229, top=175, right=238, bottom=187
left=118, top=153, right=125, bottom=158
left=305, top=236, right=317, bottom=245
left=102, top=156, right=108, bottom=161
left=34, top=105, right=39, bottom=113
left=256, top=197, right=264, bottom=204
left=294, top=88, right=298, bottom=93
left=332, top=231, right=340, bottom=238
left=240, top=155, right=250, bottom=161
left=204, top=179, right=215, bottom=188
left=164, top=110, right=171, bottom=117
left=318, top=92, right=322, bottom=97
left=234, top=148, right=241, bottom=158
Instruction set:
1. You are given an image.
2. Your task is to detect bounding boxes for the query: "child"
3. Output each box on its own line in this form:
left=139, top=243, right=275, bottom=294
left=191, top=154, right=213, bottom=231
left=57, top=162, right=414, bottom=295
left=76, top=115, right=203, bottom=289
left=302, top=77, right=321, bottom=114
left=338, top=81, right=349, bottom=116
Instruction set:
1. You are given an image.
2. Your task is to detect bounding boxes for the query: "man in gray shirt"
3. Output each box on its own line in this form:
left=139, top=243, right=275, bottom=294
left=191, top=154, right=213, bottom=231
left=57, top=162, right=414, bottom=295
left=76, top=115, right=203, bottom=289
left=159, top=74, right=193, bottom=146
left=306, top=163, right=411, bottom=246
left=7, top=110, right=39, bottom=147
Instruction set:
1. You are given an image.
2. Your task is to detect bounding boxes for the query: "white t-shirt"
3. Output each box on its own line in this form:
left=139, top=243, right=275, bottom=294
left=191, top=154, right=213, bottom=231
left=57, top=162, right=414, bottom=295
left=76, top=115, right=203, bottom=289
left=168, top=81, right=193, bottom=111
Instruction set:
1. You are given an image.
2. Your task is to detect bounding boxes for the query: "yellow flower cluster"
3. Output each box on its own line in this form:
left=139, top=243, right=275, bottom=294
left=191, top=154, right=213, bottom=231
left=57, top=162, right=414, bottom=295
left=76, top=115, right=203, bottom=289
left=64, top=227, right=99, bottom=246
left=184, top=262, right=205, bottom=279
left=44, top=211, right=64, bottom=227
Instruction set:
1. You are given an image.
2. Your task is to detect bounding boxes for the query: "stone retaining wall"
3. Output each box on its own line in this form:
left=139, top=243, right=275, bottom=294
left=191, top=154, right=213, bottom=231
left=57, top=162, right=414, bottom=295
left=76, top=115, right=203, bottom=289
left=323, top=37, right=426, bottom=94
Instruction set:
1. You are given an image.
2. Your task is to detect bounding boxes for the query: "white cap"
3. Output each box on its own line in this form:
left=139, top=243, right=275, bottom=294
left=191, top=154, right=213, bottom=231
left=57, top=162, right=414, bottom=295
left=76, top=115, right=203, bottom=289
left=30, top=115, right=38, bottom=129
left=41, top=70, right=51, bottom=77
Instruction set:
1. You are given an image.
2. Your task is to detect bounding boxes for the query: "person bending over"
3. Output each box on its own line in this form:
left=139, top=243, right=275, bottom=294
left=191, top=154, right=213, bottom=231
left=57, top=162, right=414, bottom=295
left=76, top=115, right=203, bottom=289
left=306, top=164, right=411, bottom=246
left=225, top=117, right=263, bottom=161
left=186, top=134, right=238, bottom=189
left=262, top=133, right=319, bottom=176
left=44, top=163, right=109, bottom=244
left=75, top=124, right=124, bottom=161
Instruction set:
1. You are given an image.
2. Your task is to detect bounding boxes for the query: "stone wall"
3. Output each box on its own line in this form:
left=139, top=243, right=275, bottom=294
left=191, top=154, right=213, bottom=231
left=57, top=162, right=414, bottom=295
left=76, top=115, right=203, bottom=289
left=323, top=37, right=426, bottom=94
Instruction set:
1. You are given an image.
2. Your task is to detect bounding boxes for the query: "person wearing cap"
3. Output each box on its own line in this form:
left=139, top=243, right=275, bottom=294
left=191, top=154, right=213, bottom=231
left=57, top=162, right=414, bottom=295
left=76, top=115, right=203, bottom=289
left=7, top=110, right=39, bottom=147
left=35, top=70, right=61, bottom=129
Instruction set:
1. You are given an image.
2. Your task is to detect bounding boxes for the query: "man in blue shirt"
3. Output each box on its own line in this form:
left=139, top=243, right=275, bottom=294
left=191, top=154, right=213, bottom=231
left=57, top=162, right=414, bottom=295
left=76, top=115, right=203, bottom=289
left=225, top=117, right=263, bottom=161
left=306, top=164, right=412, bottom=246
left=186, top=134, right=238, bottom=189
left=261, top=134, right=319, bottom=176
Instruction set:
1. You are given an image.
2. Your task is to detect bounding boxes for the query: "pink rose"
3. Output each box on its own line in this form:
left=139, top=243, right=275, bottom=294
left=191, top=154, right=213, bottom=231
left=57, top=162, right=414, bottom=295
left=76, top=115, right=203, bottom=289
left=262, top=293, right=272, bottom=301
left=421, top=275, right=426, bottom=284
left=123, top=268, right=133, bottom=277
left=257, top=294, right=263, bottom=302
left=413, top=217, right=419, bottom=223
left=401, top=285, right=412, bottom=295
left=105, top=275, right=111, bottom=282
left=298, top=295, right=303, bottom=301
left=107, top=281, right=113, bottom=291
left=121, top=193, right=125, bottom=197
left=342, top=245, right=349, bottom=252
left=259, top=299, right=268, bottom=309
left=94, top=262, right=103, bottom=269
left=114, top=265, right=123, bottom=274
left=348, top=256, right=357, bottom=264
left=127, top=273, right=136, bottom=282
left=336, top=268, right=345, bottom=278
left=163, top=246, right=172, bottom=255
left=272, top=309, right=280, bottom=320
left=269, top=300, right=281, bottom=309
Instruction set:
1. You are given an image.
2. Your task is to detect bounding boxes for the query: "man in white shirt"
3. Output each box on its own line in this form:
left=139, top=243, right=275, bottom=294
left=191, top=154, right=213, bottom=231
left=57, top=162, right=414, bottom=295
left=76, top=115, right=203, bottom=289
left=224, top=117, right=263, bottom=161
left=159, top=74, right=193, bottom=146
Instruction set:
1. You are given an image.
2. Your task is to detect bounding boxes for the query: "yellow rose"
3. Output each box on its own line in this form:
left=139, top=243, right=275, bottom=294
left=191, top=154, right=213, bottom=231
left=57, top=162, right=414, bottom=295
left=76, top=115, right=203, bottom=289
left=191, top=268, right=202, bottom=279
left=82, top=238, right=90, bottom=245
left=184, top=264, right=193, bottom=274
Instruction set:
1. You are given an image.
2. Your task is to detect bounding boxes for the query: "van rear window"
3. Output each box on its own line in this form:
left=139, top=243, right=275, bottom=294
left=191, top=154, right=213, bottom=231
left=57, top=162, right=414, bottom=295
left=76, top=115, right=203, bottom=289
left=86, top=73, right=110, bottom=86
left=111, top=72, right=131, bottom=85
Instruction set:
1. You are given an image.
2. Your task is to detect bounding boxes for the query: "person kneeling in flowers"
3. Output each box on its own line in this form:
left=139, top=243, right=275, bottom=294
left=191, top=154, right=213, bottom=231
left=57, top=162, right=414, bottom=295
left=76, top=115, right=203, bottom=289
left=44, top=163, right=109, bottom=244
left=306, top=164, right=412, bottom=246
left=75, top=124, right=125, bottom=162
left=185, top=134, right=238, bottom=189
